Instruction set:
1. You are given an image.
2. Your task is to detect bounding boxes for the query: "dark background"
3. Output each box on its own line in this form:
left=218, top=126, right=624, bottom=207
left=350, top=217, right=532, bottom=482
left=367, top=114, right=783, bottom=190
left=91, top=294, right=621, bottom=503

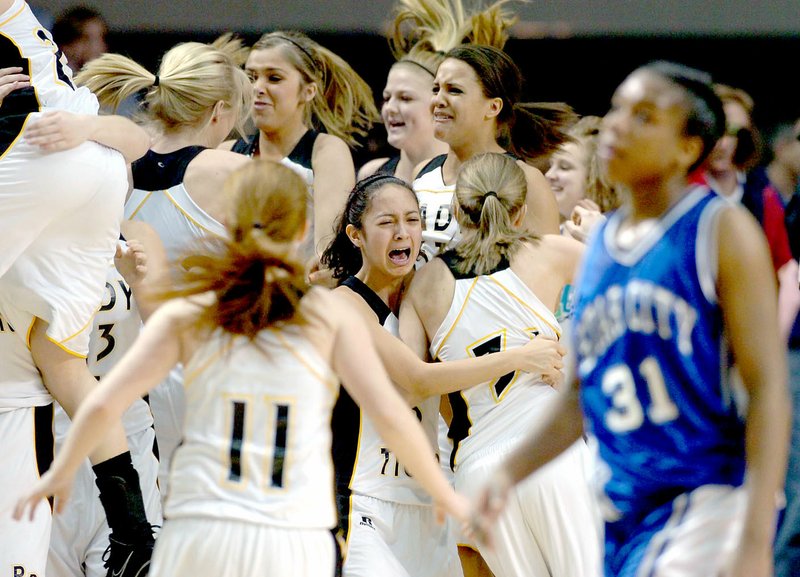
left=104, top=30, right=799, bottom=166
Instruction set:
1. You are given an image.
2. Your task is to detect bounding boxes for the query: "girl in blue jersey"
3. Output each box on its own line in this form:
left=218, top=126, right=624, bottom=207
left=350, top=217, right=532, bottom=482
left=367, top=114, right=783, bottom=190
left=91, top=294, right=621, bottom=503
left=472, top=62, right=790, bottom=577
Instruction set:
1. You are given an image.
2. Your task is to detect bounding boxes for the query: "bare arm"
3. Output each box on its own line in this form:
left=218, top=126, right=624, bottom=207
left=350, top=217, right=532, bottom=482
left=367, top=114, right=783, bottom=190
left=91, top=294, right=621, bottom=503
left=777, top=259, right=800, bottom=344
left=15, top=299, right=195, bottom=517
left=717, top=208, right=790, bottom=577
left=25, top=112, right=150, bottom=162
left=357, top=157, right=390, bottom=180
left=520, top=162, right=560, bottom=235
left=312, top=134, right=355, bottom=258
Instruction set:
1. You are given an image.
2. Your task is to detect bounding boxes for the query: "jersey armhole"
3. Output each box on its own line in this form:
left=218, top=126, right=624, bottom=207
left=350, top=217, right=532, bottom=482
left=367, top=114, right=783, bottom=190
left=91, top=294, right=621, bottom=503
left=696, top=198, right=727, bottom=304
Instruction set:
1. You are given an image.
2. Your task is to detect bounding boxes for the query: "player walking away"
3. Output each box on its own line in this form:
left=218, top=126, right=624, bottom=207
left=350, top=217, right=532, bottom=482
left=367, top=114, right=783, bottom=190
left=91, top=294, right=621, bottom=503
left=471, top=62, right=789, bottom=577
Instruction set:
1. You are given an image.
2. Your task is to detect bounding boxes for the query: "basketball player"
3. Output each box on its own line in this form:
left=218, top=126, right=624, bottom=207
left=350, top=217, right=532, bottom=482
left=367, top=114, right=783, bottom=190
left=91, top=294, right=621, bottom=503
left=225, top=31, right=378, bottom=262
left=14, top=160, right=470, bottom=577
left=48, top=222, right=166, bottom=577
left=322, top=173, right=567, bottom=577
left=471, top=62, right=789, bottom=577
left=76, top=35, right=253, bottom=495
left=402, top=152, right=601, bottom=577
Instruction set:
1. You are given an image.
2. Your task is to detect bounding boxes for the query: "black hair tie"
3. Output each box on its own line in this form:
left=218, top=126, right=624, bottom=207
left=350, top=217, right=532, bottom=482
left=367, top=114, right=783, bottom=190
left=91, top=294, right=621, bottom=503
left=485, top=191, right=498, bottom=198
left=152, top=75, right=160, bottom=87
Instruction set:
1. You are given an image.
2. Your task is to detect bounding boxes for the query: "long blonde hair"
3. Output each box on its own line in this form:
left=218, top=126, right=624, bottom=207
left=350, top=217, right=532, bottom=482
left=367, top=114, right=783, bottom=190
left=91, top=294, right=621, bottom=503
left=568, top=116, right=622, bottom=213
left=168, top=161, right=309, bottom=339
left=453, top=153, right=537, bottom=275
left=76, top=35, right=252, bottom=136
left=388, top=0, right=516, bottom=75
left=250, top=31, right=379, bottom=148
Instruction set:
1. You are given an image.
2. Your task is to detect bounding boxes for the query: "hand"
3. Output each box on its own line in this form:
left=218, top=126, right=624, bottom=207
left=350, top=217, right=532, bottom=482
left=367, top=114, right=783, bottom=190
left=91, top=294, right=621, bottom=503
left=564, top=205, right=606, bottom=243
left=13, top=467, right=75, bottom=521
left=469, top=467, right=514, bottom=547
left=0, top=66, right=31, bottom=106
left=516, top=336, right=566, bottom=388
left=435, top=490, right=471, bottom=528
left=308, top=262, right=337, bottom=288
left=115, top=240, right=148, bottom=287
left=24, top=111, right=94, bottom=153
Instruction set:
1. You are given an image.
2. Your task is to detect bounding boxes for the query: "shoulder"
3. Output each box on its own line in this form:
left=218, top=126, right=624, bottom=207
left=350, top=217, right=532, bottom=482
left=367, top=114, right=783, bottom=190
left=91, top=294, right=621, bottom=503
left=357, top=157, right=390, bottom=180
left=408, top=258, right=450, bottom=301
left=154, top=294, right=209, bottom=330
left=537, top=234, right=584, bottom=278
left=187, top=149, right=250, bottom=179
left=218, top=139, right=236, bottom=151
left=312, top=132, right=352, bottom=159
left=716, top=203, right=771, bottom=265
left=518, top=161, right=548, bottom=189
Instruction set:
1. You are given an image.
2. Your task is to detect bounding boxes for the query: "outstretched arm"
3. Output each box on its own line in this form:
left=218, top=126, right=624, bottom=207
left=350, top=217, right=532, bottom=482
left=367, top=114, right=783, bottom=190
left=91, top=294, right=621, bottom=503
left=25, top=111, right=151, bottom=162
left=717, top=208, right=790, bottom=577
left=14, top=299, right=195, bottom=518
left=331, top=300, right=468, bottom=522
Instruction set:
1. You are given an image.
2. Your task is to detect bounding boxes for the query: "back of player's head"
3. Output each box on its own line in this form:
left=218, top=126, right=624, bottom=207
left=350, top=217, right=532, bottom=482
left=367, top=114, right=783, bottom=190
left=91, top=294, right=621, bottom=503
left=638, top=61, right=725, bottom=173
left=321, top=174, right=417, bottom=281
left=172, top=161, right=310, bottom=338
left=250, top=31, right=378, bottom=147
left=453, top=152, right=537, bottom=275
left=76, top=35, right=251, bottom=136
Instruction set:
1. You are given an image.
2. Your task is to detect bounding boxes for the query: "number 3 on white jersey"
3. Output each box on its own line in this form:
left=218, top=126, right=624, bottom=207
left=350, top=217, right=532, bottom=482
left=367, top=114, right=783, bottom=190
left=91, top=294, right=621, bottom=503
left=602, top=356, right=679, bottom=433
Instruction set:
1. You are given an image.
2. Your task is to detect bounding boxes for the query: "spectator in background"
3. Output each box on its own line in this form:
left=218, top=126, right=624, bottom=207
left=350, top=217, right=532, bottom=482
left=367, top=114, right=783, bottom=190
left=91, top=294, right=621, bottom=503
left=52, top=5, right=108, bottom=74
left=767, top=118, right=800, bottom=205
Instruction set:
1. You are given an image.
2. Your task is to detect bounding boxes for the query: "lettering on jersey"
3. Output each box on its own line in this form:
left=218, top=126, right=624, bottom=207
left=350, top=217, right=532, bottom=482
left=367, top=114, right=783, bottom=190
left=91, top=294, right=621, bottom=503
left=419, top=202, right=454, bottom=233
left=0, top=313, right=15, bottom=332
left=35, top=29, right=75, bottom=90
left=99, top=280, right=133, bottom=312
left=575, top=280, right=697, bottom=374
left=13, top=566, right=38, bottom=577
left=379, top=407, right=423, bottom=477
left=359, top=516, right=375, bottom=530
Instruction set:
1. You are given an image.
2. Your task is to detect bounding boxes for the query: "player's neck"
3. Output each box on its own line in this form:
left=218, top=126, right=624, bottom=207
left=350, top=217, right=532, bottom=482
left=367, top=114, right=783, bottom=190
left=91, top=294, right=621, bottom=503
left=627, top=175, right=690, bottom=222
left=258, top=122, right=308, bottom=161
left=151, top=125, right=217, bottom=152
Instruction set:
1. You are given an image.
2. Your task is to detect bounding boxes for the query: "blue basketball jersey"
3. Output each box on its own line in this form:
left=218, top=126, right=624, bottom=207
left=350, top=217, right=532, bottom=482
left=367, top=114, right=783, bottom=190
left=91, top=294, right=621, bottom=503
left=572, top=186, right=746, bottom=521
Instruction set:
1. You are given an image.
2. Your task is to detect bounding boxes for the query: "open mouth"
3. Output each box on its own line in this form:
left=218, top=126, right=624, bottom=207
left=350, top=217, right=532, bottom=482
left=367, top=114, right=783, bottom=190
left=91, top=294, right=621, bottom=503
left=388, top=248, right=412, bottom=265
left=387, top=120, right=406, bottom=129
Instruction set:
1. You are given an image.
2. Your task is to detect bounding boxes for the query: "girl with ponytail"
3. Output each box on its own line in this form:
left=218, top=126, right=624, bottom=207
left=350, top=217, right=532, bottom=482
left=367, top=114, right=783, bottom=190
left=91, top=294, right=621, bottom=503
left=414, top=29, right=575, bottom=262
left=227, top=31, right=380, bottom=262
left=402, top=152, right=601, bottom=577
left=16, top=160, right=471, bottom=577
left=320, top=173, right=565, bottom=577
left=77, top=34, right=254, bottom=503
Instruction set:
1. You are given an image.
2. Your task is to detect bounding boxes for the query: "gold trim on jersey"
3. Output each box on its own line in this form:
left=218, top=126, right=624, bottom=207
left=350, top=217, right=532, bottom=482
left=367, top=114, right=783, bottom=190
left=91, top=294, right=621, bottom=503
left=0, top=2, right=25, bottom=27
left=220, top=391, right=256, bottom=492
left=487, top=276, right=561, bottom=338
left=46, top=334, right=87, bottom=359
left=126, top=191, right=154, bottom=220
left=274, top=331, right=338, bottom=394
left=465, top=329, right=521, bottom=403
left=432, top=277, right=480, bottom=360
left=343, top=412, right=364, bottom=551
left=25, top=316, right=35, bottom=349
left=0, top=29, right=40, bottom=161
left=183, top=339, right=236, bottom=388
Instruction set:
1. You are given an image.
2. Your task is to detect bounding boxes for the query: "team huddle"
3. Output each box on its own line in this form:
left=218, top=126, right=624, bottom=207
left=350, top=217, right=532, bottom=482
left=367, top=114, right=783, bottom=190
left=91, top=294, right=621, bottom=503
left=0, top=0, right=792, bottom=577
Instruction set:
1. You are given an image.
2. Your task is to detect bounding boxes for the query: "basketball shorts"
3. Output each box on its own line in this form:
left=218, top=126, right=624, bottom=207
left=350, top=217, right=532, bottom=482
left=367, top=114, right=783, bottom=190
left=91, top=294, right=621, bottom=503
left=0, top=129, right=127, bottom=354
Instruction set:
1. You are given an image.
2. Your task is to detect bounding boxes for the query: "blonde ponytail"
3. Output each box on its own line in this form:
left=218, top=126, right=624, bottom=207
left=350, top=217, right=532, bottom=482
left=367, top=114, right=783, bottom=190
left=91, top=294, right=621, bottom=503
left=453, top=153, right=537, bottom=275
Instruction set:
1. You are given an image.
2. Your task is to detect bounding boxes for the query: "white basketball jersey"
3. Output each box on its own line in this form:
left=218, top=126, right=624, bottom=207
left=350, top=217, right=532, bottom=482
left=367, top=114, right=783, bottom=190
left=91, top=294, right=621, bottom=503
left=429, top=253, right=562, bottom=470
left=333, top=277, right=438, bottom=506
left=412, top=155, right=459, bottom=264
left=0, top=294, right=49, bottom=409
left=165, top=324, right=339, bottom=529
left=126, top=147, right=227, bottom=268
left=0, top=0, right=97, bottom=116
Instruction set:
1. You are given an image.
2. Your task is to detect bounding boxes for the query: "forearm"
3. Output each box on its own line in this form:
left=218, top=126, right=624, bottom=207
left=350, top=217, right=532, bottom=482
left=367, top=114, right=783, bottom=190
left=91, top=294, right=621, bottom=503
left=740, top=377, right=791, bottom=546
left=409, top=349, right=526, bottom=398
left=88, top=115, right=150, bottom=163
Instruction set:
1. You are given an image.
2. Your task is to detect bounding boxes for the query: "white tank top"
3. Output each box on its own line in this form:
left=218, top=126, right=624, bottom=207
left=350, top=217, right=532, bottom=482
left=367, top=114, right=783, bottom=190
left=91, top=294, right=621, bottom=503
left=125, top=147, right=227, bottom=269
left=429, top=252, right=563, bottom=470
left=165, top=324, right=339, bottom=529
left=412, top=155, right=459, bottom=265
left=332, top=277, right=438, bottom=506
left=0, top=294, right=49, bottom=409
left=0, top=0, right=97, bottom=116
